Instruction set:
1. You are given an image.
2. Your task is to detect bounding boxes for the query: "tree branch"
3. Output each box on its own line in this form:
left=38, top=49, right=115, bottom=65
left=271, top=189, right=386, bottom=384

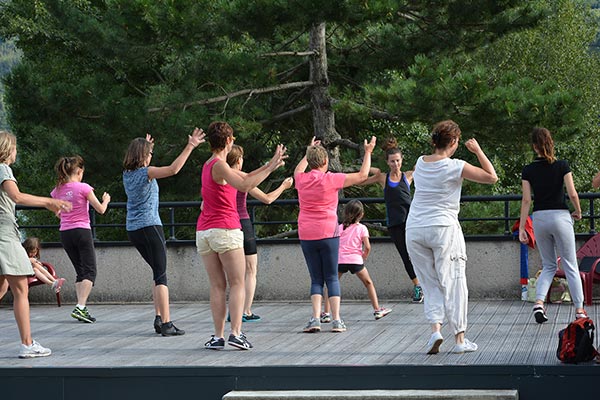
left=147, top=81, right=315, bottom=113
left=261, top=51, right=317, bottom=57
left=260, top=104, right=311, bottom=125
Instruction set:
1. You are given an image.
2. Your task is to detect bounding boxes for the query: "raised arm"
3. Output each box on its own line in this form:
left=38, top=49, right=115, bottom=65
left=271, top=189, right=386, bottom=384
left=2, top=180, right=71, bottom=215
left=294, top=137, right=320, bottom=175
left=360, top=167, right=385, bottom=187
left=518, top=180, right=532, bottom=244
left=250, top=177, right=294, bottom=204
left=564, top=172, right=582, bottom=220
left=88, top=190, right=111, bottom=215
left=147, top=128, right=206, bottom=180
left=213, top=144, right=287, bottom=193
left=343, top=136, right=377, bottom=188
left=461, top=138, right=498, bottom=184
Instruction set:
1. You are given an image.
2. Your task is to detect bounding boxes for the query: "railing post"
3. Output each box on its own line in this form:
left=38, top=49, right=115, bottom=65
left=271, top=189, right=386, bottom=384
left=168, top=207, right=176, bottom=241
left=504, top=200, right=510, bottom=235
left=590, top=197, right=596, bottom=235
left=90, top=209, right=97, bottom=241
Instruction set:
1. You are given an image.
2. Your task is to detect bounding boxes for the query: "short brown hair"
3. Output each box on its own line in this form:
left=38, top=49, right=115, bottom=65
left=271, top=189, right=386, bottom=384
left=123, top=137, right=152, bottom=171
left=306, top=145, right=328, bottom=169
left=207, top=121, right=234, bottom=151
left=431, top=120, right=461, bottom=149
left=0, top=130, right=16, bottom=163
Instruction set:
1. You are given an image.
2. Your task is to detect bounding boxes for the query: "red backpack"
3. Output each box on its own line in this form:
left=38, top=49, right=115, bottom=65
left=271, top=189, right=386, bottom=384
left=556, top=317, right=599, bottom=363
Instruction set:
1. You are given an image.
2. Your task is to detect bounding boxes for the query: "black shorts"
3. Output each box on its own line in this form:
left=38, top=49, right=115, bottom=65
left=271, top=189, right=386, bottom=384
left=338, top=263, right=364, bottom=274
left=241, top=218, right=257, bottom=255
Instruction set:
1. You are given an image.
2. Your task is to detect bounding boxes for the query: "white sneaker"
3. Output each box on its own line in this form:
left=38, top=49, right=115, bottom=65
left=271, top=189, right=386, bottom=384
left=452, top=338, right=478, bottom=354
left=18, top=340, right=51, bottom=359
left=426, top=331, right=444, bottom=354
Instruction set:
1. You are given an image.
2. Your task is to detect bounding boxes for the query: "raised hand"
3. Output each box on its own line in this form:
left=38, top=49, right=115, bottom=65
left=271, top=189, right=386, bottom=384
left=189, top=127, right=206, bottom=148
left=268, top=144, right=288, bottom=171
left=282, top=177, right=294, bottom=190
left=364, top=136, right=377, bottom=154
left=310, top=136, right=321, bottom=147
left=145, top=133, right=155, bottom=144
left=102, top=192, right=111, bottom=204
left=465, top=138, right=482, bottom=154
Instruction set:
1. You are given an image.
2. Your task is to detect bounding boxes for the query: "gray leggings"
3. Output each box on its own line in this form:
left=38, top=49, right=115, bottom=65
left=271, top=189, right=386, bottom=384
left=532, top=209, right=584, bottom=308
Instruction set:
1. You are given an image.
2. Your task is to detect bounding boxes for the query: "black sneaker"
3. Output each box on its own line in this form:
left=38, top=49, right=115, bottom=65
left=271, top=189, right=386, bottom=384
left=243, top=313, right=261, bottom=322
left=71, top=306, right=96, bottom=323
left=228, top=333, right=253, bottom=350
left=533, top=305, right=548, bottom=324
left=161, top=321, right=185, bottom=336
left=204, top=335, right=225, bottom=350
left=153, top=315, right=162, bottom=334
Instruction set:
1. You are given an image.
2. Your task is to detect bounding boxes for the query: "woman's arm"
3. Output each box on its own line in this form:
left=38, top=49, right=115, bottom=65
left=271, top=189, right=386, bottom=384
left=147, top=128, right=205, bottom=180
left=343, top=136, right=377, bottom=188
left=362, top=236, right=371, bottom=261
left=213, top=144, right=287, bottom=193
left=519, top=180, right=532, bottom=244
left=461, top=138, right=498, bottom=184
left=2, top=180, right=71, bottom=214
left=249, top=177, right=293, bottom=204
left=360, top=168, right=385, bottom=187
left=294, top=137, right=320, bottom=175
left=564, top=172, right=582, bottom=220
left=87, top=191, right=111, bottom=215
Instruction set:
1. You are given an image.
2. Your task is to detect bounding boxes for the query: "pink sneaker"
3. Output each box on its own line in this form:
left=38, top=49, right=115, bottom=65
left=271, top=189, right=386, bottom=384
left=52, top=278, right=66, bottom=293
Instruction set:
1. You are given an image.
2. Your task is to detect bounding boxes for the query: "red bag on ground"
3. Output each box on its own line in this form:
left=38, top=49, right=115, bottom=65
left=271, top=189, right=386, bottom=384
left=556, top=317, right=599, bottom=363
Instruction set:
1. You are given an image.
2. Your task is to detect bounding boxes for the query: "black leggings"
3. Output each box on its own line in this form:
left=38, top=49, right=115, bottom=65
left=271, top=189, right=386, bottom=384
left=388, top=224, right=417, bottom=281
left=127, top=225, right=168, bottom=286
left=60, top=228, right=97, bottom=283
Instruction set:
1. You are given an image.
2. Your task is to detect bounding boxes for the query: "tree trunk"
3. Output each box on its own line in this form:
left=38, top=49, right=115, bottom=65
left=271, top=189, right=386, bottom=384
left=309, top=22, right=342, bottom=172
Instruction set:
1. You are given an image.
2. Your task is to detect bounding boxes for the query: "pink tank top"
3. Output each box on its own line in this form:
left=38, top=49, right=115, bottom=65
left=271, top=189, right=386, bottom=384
left=196, top=158, right=241, bottom=231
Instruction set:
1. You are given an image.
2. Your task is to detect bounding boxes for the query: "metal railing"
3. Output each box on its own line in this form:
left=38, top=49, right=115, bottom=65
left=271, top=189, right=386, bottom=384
left=15, top=193, right=600, bottom=246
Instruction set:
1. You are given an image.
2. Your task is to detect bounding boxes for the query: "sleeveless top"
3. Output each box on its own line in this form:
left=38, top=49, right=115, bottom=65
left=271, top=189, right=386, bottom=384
left=383, top=172, right=411, bottom=227
left=196, top=158, right=241, bottom=231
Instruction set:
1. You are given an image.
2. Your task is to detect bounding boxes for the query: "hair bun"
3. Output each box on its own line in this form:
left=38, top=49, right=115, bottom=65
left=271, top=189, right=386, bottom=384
left=381, top=137, right=398, bottom=152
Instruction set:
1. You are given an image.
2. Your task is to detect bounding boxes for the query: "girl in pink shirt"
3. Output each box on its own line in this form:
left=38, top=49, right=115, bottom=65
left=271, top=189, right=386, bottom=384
left=322, top=200, right=391, bottom=322
left=51, top=156, right=111, bottom=323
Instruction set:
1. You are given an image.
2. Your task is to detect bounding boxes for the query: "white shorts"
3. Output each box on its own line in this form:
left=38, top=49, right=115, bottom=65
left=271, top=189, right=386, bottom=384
left=196, top=228, right=244, bottom=255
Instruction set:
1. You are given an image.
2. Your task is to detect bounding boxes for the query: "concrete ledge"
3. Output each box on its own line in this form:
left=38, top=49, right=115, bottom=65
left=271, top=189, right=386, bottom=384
left=222, top=390, right=519, bottom=400
left=5, top=239, right=597, bottom=304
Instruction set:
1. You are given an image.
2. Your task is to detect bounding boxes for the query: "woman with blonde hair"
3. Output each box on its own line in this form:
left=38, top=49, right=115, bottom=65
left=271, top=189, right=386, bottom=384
left=519, top=127, right=586, bottom=323
left=0, top=130, right=72, bottom=358
left=406, top=120, right=497, bottom=354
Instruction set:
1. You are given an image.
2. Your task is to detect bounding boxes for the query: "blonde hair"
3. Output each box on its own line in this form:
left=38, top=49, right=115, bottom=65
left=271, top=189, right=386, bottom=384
left=306, top=145, right=328, bottom=169
left=23, top=237, right=41, bottom=258
left=0, top=130, right=17, bottom=163
left=226, top=144, right=244, bottom=167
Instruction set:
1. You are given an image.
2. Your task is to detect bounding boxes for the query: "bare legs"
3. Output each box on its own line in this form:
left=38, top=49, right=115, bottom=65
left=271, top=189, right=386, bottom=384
left=243, top=253, right=258, bottom=316
left=203, top=248, right=246, bottom=338
left=2, top=275, right=33, bottom=345
left=75, top=279, right=93, bottom=307
left=153, top=284, right=170, bottom=323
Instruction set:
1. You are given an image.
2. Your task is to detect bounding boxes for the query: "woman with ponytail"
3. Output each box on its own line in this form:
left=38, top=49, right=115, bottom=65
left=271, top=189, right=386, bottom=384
left=362, top=137, right=422, bottom=303
left=519, top=127, right=586, bottom=323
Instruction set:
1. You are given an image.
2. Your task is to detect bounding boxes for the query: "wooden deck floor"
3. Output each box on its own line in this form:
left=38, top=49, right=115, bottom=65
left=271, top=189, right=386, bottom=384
left=0, top=300, right=598, bottom=367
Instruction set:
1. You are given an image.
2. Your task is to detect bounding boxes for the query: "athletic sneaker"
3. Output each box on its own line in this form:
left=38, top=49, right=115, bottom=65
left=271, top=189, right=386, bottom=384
left=51, top=278, right=66, bottom=293
left=228, top=333, right=253, bottom=350
left=413, top=285, right=424, bottom=303
left=71, top=306, right=96, bottom=323
left=205, top=335, right=225, bottom=350
left=303, top=317, right=321, bottom=333
left=533, top=305, right=548, bottom=324
left=331, top=319, right=347, bottom=332
left=243, top=313, right=261, bottom=321
left=320, top=312, right=331, bottom=323
left=18, top=340, right=51, bottom=359
left=227, top=313, right=249, bottom=322
left=153, top=315, right=162, bottom=334
left=426, top=331, right=444, bottom=355
left=451, top=338, right=478, bottom=354
left=161, top=321, right=185, bottom=336
left=374, top=307, right=392, bottom=320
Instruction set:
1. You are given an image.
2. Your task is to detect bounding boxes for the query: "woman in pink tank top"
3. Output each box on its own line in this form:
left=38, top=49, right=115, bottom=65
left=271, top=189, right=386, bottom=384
left=197, top=121, right=286, bottom=351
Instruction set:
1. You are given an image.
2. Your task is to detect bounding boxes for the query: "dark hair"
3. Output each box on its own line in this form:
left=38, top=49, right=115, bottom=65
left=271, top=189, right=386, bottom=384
left=431, top=120, right=461, bottom=149
left=382, top=137, right=403, bottom=160
left=531, top=127, right=556, bottom=163
left=123, top=137, right=152, bottom=171
left=207, top=121, right=234, bottom=151
left=23, top=237, right=41, bottom=258
left=55, top=155, right=85, bottom=186
left=227, top=144, right=244, bottom=167
left=342, top=199, right=364, bottom=229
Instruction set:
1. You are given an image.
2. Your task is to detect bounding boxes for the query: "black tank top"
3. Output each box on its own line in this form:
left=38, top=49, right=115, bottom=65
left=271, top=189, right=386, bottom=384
left=384, top=172, right=411, bottom=227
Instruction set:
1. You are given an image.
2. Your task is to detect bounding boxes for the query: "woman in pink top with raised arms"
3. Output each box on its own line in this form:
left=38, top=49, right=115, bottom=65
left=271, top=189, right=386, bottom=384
left=197, top=121, right=286, bottom=350
left=51, top=156, right=111, bottom=324
left=294, top=135, right=376, bottom=334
